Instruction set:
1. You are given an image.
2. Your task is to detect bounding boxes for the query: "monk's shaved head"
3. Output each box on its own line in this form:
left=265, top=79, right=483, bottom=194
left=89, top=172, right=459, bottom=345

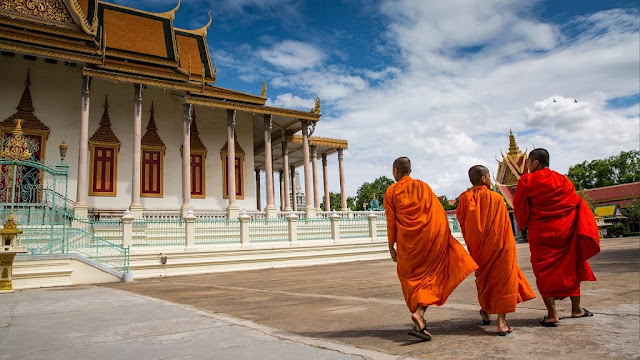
left=529, top=148, right=550, bottom=168
left=393, top=157, right=411, bottom=175
left=468, top=165, right=490, bottom=186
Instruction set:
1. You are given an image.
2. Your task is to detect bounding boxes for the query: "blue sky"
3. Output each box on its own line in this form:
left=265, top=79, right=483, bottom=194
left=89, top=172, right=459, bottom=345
left=113, top=0, right=639, bottom=198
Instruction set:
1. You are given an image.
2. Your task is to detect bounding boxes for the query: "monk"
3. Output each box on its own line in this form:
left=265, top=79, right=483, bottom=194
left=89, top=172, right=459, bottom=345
left=513, top=148, right=600, bottom=327
left=456, top=165, right=535, bottom=336
left=384, top=157, right=477, bottom=341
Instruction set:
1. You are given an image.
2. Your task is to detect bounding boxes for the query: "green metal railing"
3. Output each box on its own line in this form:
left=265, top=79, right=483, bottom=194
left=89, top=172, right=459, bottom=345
left=65, top=227, right=130, bottom=273
left=297, top=218, right=332, bottom=241
left=132, top=218, right=185, bottom=246
left=195, top=218, right=240, bottom=245
left=339, top=218, right=370, bottom=239
left=249, top=218, right=288, bottom=243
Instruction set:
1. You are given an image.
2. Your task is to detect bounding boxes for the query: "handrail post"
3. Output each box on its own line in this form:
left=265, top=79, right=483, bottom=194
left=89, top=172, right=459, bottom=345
left=239, top=211, right=251, bottom=247
left=288, top=213, right=298, bottom=245
left=184, top=210, right=197, bottom=248
left=330, top=213, right=340, bottom=244
left=121, top=210, right=135, bottom=248
left=368, top=212, right=377, bottom=242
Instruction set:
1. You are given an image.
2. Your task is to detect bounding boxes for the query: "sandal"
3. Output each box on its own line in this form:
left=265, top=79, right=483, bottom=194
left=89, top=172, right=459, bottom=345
left=539, top=316, right=558, bottom=327
left=408, top=326, right=432, bottom=341
left=497, top=326, right=513, bottom=336
left=571, top=308, right=593, bottom=318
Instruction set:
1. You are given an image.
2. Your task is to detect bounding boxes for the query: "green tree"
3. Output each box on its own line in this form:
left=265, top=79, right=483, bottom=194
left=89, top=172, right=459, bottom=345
left=568, top=150, right=640, bottom=190
left=439, top=196, right=457, bottom=211
left=320, top=192, right=356, bottom=211
left=355, top=176, right=395, bottom=211
left=621, top=198, right=640, bottom=233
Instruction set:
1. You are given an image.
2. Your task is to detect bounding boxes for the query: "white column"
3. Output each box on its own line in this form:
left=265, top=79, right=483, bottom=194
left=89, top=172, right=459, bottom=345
left=226, top=110, right=238, bottom=218
left=181, top=103, right=192, bottom=217
left=311, top=145, right=321, bottom=211
left=255, top=169, right=261, bottom=210
left=290, top=166, right=297, bottom=211
left=322, top=153, right=330, bottom=211
left=74, top=76, right=90, bottom=218
left=301, top=120, right=315, bottom=217
left=264, top=115, right=277, bottom=218
left=338, top=148, right=347, bottom=211
left=129, top=84, right=143, bottom=217
left=279, top=170, right=285, bottom=211
left=282, top=141, right=291, bottom=211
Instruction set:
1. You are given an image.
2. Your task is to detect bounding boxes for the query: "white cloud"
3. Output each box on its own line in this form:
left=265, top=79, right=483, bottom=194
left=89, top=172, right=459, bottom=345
left=310, top=4, right=639, bottom=198
left=266, top=93, right=315, bottom=110
left=258, top=40, right=327, bottom=71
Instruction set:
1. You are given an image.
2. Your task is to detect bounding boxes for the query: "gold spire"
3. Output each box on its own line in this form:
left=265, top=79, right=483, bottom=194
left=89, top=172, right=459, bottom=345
left=508, top=129, right=521, bottom=156
left=260, top=79, right=267, bottom=98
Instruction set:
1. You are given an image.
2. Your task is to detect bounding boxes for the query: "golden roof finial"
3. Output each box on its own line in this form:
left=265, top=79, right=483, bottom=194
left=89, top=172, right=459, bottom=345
left=159, top=0, right=180, bottom=20
left=311, top=94, right=321, bottom=114
left=260, top=79, right=267, bottom=98
left=508, top=129, right=521, bottom=156
left=14, top=119, right=24, bottom=135
left=190, top=11, right=213, bottom=37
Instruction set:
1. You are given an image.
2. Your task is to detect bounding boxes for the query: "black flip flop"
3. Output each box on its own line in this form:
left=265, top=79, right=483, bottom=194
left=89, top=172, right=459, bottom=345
left=480, top=310, right=491, bottom=325
left=539, top=316, right=558, bottom=327
left=497, top=326, right=513, bottom=336
left=571, top=308, right=594, bottom=318
left=408, top=326, right=432, bottom=341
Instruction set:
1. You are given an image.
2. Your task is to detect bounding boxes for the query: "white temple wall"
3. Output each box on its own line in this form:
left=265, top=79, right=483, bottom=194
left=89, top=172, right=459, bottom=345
left=0, top=55, right=83, bottom=202
left=0, top=55, right=256, bottom=211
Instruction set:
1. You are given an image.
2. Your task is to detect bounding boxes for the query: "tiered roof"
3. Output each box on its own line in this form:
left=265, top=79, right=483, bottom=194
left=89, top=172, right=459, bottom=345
left=0, top=72, right=50, bottom=138
left=141, top=103, right=165, bottom=150
left=89, top=96, right=120, bottom=147
left=494, top=131, right=528, bottom=209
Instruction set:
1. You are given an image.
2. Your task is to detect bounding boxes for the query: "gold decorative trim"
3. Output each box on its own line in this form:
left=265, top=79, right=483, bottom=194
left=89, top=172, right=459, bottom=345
left=0, top=5, right=75, bottom=27
left=190, top=150, right=206, bottom=199
left=140, top=146, right=164, bottom=198
left=285, top=135, right=348, bottom=149
left=0, top=15, right=95, bottom=40
left=68, top=0, right=98, bottom=35
left=0, top=280, right=13, bottom=291
left=99, top=1, right=180, bottom=20
left=104, top=49, right=179, bottom=68
left=0, top=28, right=99, bottom=54
left=88, top=142, right=118, bottom=197
left=186, top=97, right=321, bottom=121
left=0, top=40, right=102, bottom=64
left=84, top=69, right=266, bottom=105
left=98, top=62, right=188, bottom=82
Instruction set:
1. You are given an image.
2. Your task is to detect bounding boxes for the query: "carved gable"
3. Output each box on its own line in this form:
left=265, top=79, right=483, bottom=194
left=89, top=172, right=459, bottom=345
left=1, top=0, right=75, bottom=24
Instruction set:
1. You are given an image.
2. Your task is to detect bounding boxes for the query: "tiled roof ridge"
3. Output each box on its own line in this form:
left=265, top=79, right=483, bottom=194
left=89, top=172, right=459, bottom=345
left=583, top=181, right=640, bottom=192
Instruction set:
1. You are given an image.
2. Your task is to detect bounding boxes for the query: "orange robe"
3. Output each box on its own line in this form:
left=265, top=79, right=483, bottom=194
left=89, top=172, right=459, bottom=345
left=456, top=185, right=535, bottom=314
left=513, top=168, right=600, bottom=299
left=384, top=176, right=477, bottom=312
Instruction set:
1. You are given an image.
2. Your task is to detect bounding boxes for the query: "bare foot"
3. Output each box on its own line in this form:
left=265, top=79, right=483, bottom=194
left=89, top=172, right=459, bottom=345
left=571, top=308, right=593, bottom=318
left=410, top=313, right=431, bottom=336
left=497, top=325, right=513, bottom=336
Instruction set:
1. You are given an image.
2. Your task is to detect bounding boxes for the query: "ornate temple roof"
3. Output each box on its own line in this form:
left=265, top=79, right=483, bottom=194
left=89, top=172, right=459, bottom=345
left=493, top=130, right=527, bottom=210
left=141, top=102, right=165, bottom=149
left=89, top=96, right=120, bottom=146
left=0, top=71, right=50, bottom=137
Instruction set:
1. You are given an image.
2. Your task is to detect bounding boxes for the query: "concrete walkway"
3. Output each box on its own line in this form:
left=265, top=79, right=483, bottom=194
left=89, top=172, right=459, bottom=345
left=2, top=237, right=638, bottom=360
left=0, top=286, right=364, bottom=360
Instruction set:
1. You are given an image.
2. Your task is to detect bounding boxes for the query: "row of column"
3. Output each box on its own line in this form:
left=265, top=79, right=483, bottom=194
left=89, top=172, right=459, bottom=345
left=255, top=128, right=347, bottom=215
left=74, top=77, right=346, bottom=219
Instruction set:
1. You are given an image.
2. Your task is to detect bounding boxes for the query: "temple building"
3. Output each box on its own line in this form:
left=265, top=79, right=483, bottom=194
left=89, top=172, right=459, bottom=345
left=493, top=130, right=528, bottom=240
left=0, top=0, right=351, bottom=220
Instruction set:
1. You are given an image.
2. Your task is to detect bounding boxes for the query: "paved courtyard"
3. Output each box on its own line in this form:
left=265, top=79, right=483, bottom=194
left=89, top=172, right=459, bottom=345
left=2, top=237, right=638, bottom=359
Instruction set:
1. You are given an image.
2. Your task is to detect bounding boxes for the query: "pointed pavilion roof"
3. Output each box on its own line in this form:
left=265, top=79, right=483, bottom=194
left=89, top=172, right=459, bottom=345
left=141, top=102, right=165, bottom=149
left=220, top=133, right=244, bottom=156
left=89, top=96, right=120, bottom=146
left=190, top=108, right=207, bottom=152
left=508, top=129, right=522, bottom=157
left=0, top=71, right=50, bottom=138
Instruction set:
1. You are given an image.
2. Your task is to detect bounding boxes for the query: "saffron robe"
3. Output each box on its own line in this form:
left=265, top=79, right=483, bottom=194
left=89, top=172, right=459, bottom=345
left=456, top=185, right=535, bottom=314
left=513, top=168, right=600, bottom=299
left=384, top=176, right=477, bottom=312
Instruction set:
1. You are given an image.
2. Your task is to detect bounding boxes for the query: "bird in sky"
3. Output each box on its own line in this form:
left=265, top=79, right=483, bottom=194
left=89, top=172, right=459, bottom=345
left=553, top=99, right=557, bottom=103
